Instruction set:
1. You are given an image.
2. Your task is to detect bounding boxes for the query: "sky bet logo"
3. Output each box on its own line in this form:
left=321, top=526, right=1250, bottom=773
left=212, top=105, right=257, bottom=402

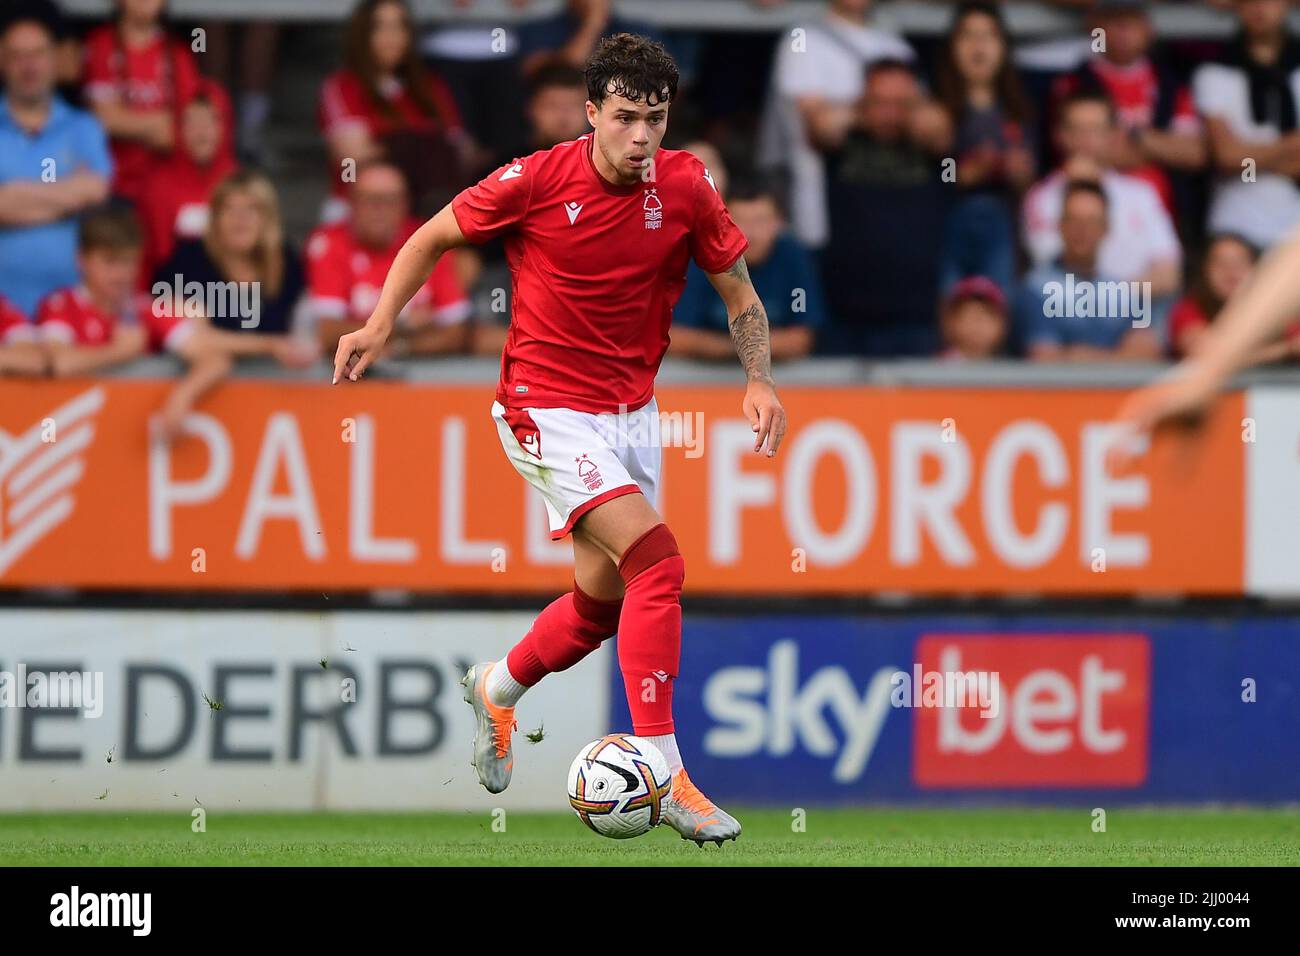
left=913, top=635, right=1150, bottom=788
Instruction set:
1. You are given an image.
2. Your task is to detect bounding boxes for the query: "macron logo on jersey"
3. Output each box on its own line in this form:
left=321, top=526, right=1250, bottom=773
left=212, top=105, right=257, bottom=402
left=564, top=201, right=583, bottom=225
left=499, top=163, right=524, bottom=182
left=703, top=168, right=717, bottom=193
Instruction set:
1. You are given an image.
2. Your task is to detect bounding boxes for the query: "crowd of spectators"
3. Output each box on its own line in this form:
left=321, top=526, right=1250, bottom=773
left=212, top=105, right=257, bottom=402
left=2, top=0, right=1300, bottom=431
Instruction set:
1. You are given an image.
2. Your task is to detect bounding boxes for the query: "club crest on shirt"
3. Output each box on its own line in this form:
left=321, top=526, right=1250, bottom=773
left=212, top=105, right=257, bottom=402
left=643, top=189, right=662, bottom=230
left=576, top=453, right=603, bottom=491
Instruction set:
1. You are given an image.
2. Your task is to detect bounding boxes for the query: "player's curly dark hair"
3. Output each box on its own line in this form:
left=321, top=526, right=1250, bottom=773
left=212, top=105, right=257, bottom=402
left=585, top=33, right=679, bottom=109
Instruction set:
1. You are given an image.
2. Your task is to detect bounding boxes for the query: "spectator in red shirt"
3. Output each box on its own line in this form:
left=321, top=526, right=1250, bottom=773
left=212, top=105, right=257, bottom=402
left=0, top=293, right=44, bottom=375
left=1050, top=0, right=1205, bottom=215
left=135, top=79, right=238, bottom=282
left=318, top=0, right=472, bottom=221
left=306, top=160, right=470, bottom=357
left=82, top=0, right=203, bottom=204
left=1170, top=232, right=1300, bottom=363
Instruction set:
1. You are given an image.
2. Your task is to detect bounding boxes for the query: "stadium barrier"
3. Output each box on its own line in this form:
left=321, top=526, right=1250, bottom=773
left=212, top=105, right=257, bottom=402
left=0, top=609, right=610, bottom=810
left=2, top=373, right=1294, bottom=597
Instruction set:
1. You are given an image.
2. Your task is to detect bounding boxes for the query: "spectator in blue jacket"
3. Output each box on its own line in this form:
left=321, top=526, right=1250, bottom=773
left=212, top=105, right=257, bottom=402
left=0, top=11, right=112, bottom=315
left=671, top=178, right=825, bottom=362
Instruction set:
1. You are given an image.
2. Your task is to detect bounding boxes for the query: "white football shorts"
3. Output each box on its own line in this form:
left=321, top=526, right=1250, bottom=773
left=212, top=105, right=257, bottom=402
left=491, top=399, right=663, bottom=540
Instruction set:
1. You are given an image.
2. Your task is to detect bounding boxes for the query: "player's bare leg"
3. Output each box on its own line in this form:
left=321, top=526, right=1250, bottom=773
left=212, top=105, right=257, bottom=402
left=577, top=492, right=742, bottom=846
left=463, top=529, right=625, bottom=793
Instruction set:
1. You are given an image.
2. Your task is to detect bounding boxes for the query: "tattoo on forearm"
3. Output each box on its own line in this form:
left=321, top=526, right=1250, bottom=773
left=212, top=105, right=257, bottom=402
left=729, top=302, right=774, bottom=384
left=724, top=257, right=774, bottom=383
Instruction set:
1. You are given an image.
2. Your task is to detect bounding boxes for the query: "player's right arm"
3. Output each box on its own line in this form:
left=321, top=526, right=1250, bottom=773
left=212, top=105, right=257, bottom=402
left=332, top=203, right=468, bottom=384
left=1113, top=229, right=1300, bottom=449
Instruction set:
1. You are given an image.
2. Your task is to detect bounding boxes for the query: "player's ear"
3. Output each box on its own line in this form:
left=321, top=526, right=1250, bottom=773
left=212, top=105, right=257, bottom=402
left=585, top=100, right=598, bottom=127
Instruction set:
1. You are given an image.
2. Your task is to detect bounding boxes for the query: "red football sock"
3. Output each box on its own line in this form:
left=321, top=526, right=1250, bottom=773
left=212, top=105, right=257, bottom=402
left=616, top=523, right=685, bottom=736
left=505, top=582, right=623, bottom=686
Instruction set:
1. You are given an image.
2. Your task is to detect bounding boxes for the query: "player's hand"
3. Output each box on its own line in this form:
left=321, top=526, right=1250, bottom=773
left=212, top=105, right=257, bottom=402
left=1107, top=363, right=1222, bottom=473
left=332, top=323, right=389, bottom=384
left=743, top=378, right=787, bottom=457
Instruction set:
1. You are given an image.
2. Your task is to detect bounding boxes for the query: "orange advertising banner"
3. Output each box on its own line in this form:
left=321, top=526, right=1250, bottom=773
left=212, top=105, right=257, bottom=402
left=0, top=378, right=1244, bottom=595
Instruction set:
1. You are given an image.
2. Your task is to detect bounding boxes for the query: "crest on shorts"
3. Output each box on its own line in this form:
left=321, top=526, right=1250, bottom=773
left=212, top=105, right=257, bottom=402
left=576, top=454, right=603, bottom=491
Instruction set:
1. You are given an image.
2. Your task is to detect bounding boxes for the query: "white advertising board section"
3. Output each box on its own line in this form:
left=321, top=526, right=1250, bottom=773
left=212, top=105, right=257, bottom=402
left=0, top=610, right=608, bottom=810
left=1246, top=387, right=1300, bottom=597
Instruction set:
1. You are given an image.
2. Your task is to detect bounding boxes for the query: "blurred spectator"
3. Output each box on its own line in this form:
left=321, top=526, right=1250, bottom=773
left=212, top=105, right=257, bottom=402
left=0, top=293, right=44, bottom=375
left=1051, top=0, right=1205, bottom=214
left=136, top=80, right=238, bottom=283
left=1016, top=180, right=1163, bottom=360
left=683, top=140, right=729, bottom=199
left=758, top=0, right=915, bottom=248
left=83, top=0, right=204, bottom=204
left=1169, top=232, right=1300, bottom=362
left=935, top=1, right=1036, bottom=298
left=319, top=0, right=472, bottom=221
left=1023, top=90, right=1181, bottom=298
left=1193, top=0, right=1300, bottom=249
left=0, top=14, right=112, bottom=316
left=34, top=205, right=150, bottom=375
left=670, top=179, right=824, bottom=361
left=197, top=19, right=280, bottom=164
left=938, top=276, right=1008, bottom=360
left=819, top=60, right=953, bottom=356
left=496, top=61, right=590, bottom=162
left=154, top=170, right=308, bottom=339
left=306, top=161, right=469, bottom=357
left=518, top=0, right=655, bottom=77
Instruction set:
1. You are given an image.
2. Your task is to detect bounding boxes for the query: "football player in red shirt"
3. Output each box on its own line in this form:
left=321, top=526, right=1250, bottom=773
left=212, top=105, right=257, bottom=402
left=334, top=34, right=786, bottom=845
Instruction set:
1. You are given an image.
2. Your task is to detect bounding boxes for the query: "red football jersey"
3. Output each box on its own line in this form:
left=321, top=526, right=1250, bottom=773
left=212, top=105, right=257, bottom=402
left=36, top=287, right=188, bottom=353
left=452, top=135, right=747, bottom=413
left=83, top=26, right=204, bottom=202
left=0, top=295, right=34, bottom=345
left=305, top=219, right=470, bottom=326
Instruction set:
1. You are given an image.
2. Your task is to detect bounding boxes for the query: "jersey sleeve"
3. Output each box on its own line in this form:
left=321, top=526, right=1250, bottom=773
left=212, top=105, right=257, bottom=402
left=318, top=71, right=373, bottom=139
left=451, top=159, right=534, bottom=244
left=81, top=29, right=118, bottom=103
left=304, top=229, right=352, bottom=319
left=0, top=297, right=34, bottom=344
left=688, top=162, right=748, bottom=274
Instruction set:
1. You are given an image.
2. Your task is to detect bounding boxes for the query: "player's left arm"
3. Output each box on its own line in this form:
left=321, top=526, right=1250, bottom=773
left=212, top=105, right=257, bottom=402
left=706, top=256, right=788, bottom=457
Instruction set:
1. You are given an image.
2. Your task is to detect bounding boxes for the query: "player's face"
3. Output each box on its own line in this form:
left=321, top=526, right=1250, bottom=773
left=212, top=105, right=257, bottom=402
left=588, top=90, right=669, bottom=185
left=1, top=23, right=57, bottom=105
left=729, top=197, right=782, bottom=264
left=370, top=1, right=411, bottom=72
left=529, top=85, right=590, bottom=147
left=181, top=101, right=221, bottom=164
left=351, top=168, right=409, bottom=246
left=80, top=247, right=141, bottom=306
left=953, top=11, right=1004, bottom=86
left=213, top=191, right=266, bottom=257
left=1205, top=239, right=1255, bottom=302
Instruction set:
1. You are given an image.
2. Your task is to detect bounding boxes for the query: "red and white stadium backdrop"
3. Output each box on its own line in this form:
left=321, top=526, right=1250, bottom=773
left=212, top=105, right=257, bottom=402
left=0, top=379, right=1259, bottom=595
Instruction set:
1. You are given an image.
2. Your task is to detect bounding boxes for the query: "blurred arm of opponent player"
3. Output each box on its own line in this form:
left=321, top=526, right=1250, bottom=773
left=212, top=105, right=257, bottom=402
left=707, top=255, right=788, bottom=457
left=1113, top=229, right=1300, bottom=461
left=331, top=204, right=467, bottom=384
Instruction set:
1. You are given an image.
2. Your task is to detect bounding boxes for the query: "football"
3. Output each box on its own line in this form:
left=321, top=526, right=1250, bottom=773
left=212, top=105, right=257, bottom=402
left=566, top=734, right=672, bottom=839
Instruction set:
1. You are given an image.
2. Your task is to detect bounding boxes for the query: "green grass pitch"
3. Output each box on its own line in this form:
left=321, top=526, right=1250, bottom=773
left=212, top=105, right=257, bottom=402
left=1, top=808, right=1297, bottom=866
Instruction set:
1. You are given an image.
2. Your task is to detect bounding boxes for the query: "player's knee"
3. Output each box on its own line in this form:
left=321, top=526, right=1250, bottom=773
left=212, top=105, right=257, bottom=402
left=572, top=582, right=622, bottom=640
left=617, top=523, right=684, bottom=597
